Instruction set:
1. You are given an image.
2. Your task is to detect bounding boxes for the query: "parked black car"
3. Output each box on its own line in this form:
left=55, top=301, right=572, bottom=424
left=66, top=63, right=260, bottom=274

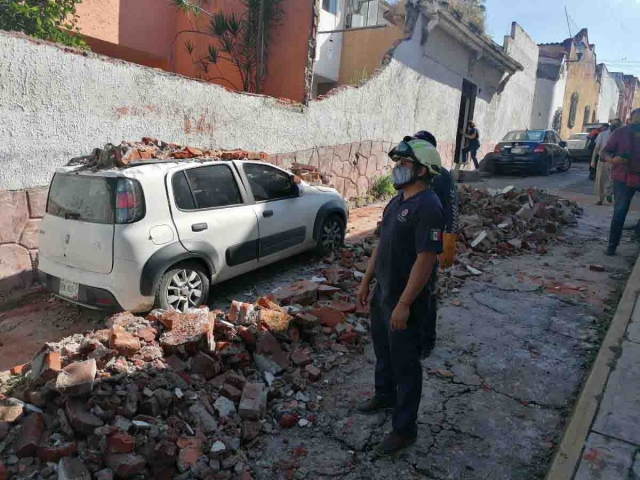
left=491, top=129, right=572, bottom=176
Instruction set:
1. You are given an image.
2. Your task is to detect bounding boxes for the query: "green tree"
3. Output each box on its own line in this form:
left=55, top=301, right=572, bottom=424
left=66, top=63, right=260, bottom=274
left=172, top=0, right=285, bottom=93
left=0, top=0, right=87, bottom=48
left=447, top=0, right=486, bottom=34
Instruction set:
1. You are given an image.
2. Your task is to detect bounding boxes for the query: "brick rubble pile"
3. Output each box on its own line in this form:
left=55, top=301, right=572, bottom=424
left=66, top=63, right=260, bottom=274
left=0, top=267, right=370, bottom=480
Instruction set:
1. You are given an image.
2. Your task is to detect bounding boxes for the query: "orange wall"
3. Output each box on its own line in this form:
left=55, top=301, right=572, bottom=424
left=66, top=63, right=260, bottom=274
left=76, top=0, right=311, bottom=102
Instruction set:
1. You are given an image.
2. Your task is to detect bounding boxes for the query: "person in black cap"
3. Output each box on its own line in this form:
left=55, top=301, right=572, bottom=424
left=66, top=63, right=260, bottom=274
left=356, top=139, right=444, bottom=456
left=413, top=131, right=460, bottom=357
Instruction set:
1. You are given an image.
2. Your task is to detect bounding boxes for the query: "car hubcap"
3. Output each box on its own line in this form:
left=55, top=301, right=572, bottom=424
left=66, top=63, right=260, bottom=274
left=321, top=221, right=342, bottom=251
left=166, top=269, right=203, bottom=312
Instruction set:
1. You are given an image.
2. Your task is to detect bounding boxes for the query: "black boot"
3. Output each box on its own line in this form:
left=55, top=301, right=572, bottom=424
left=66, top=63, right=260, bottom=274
left=373, top=432, right=417, bottom=456
left=357, top=396, right=395, bottom=415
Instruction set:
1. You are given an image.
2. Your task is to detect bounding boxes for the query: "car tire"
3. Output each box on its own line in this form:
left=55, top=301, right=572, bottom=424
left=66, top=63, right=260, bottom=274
left=557, top=154, right=572, bottom=172
left=316, top=214, right=345, bottom=256
left=155, top=261, right=210, bottom=312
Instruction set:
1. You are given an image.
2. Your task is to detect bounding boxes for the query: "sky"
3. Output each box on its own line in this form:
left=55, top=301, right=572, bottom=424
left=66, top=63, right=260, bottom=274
left=484, top=0, right=640, bottom=77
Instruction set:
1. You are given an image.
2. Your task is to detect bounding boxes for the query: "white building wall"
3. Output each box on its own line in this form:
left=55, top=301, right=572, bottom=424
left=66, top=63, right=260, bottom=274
left=597, top=67, right=621, bottom=122
left=530, top=63, right=567, bottom=130
left=314, top=0, right=345, bottom=82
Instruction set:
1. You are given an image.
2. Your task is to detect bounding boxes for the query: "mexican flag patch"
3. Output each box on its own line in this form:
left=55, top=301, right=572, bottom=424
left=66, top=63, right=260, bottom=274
left=430, top=229, right=443, bottom=242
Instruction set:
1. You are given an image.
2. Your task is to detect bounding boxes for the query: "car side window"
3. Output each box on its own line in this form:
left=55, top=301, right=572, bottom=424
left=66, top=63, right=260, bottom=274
left=544, top=132, right=554, bottom=144
left=554, top=133, right=562, bottom=144
left=243, top=164, right=295, bottom=202
left=172, top=172, right=196, bottom=210
left=174, top=165, right=243, bottom=210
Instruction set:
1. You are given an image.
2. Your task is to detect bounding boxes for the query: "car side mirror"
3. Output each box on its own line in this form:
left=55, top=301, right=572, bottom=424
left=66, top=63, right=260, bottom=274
left=559, top=141, right=567, bottom=148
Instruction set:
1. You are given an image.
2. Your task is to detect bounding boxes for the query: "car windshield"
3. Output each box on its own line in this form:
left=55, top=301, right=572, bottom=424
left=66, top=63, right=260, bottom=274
left=502, top=130, right=545, bottom=142
left=570, top=134, right=588, bottom=140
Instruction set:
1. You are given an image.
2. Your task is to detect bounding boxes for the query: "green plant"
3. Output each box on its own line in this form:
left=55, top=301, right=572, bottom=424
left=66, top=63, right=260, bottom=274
left=171, top=0, right=285, bottom=93
left=0, top=0, right=87, bottom=48
left=369, top=174, right=396, bottom=200
left=447, top=0, right=486, bottom=34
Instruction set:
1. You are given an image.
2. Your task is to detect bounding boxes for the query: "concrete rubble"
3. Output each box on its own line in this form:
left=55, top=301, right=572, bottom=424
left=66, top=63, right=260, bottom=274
left=0, top=184, right=582, bottom=479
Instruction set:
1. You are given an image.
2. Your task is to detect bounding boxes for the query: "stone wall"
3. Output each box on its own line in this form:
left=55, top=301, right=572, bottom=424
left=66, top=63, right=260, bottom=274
left=0, top=187, right=47, bottom=291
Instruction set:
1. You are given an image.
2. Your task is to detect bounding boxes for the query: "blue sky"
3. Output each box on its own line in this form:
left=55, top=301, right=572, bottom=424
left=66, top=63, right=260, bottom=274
left=484, top=0, right=640, bottom=77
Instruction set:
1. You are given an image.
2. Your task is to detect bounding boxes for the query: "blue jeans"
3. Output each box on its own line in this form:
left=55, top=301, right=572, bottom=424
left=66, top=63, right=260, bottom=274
left=609, top=180, right=640, bottom=250
left=370, top=286, right=425, bottom=436
left=462, top=146, right=480, bottom=169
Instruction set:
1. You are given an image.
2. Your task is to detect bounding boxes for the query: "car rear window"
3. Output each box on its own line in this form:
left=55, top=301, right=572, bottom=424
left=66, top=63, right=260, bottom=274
left=570, top=134, right=588, bottom=140
left=47, top=173, right=115, bottom=224
left=503, top=130, right=545, bottom=142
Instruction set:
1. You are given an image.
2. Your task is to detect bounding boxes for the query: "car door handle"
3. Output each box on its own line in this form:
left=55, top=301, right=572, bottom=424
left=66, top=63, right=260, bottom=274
left=191, top=223, right=208, bottom=232
left=263, top=210, right=274, bottom=218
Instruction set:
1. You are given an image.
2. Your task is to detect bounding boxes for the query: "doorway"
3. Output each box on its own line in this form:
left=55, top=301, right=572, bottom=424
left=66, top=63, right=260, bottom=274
left=454, top=79, right=478, bottom=165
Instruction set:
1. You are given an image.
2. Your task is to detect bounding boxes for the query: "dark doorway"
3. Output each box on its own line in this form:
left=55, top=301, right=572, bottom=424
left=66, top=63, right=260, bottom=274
left=454, top=79, right=478, bottom=164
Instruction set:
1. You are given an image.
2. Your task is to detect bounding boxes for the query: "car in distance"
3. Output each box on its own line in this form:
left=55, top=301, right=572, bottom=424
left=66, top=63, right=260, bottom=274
left=491, top=129, right=571, bottom=176
left=566, top=132, right=591, bottom=160
left=38, top=159, right=348, bottom=313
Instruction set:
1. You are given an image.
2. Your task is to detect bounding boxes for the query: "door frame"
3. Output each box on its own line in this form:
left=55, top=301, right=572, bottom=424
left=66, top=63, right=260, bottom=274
left=454, top=79, right=478, bottom=165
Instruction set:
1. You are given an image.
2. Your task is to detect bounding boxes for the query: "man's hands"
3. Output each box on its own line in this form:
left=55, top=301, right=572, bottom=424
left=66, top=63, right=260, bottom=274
left=390, top=302, right=410, bottom=331
left=357, top=281, right=370, bottom=308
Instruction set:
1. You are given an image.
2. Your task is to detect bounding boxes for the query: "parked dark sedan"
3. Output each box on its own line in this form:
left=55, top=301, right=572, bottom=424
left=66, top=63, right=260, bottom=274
left=491, top=129, right=572, bottom=176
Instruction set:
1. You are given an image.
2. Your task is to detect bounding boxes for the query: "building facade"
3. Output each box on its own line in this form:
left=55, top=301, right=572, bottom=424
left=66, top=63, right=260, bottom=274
left=530, top=51, right=567, bottom=131
left=612, top=73, right=640, bottom=123
left=596, top=64, right=621, bottom=122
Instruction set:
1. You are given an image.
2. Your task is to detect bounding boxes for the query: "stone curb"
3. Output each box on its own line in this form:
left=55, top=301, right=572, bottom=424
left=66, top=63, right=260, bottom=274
left=545, top=252, right=640, bottom=480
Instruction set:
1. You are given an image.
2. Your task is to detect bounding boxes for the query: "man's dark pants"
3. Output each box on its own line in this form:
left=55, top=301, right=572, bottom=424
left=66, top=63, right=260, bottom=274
left=370, top=286, right=425, bottom=437
left=462, top=146, right=480, bottom=169
left=609, top=180, right=640, bottom=250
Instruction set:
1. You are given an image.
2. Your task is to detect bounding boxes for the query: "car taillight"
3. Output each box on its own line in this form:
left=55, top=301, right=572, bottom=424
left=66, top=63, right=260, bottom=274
left=494, top=144, right=501, bottom=153
left=115, top=178, right=145, bottom=224
left=533, top=144, right=545, bottom=153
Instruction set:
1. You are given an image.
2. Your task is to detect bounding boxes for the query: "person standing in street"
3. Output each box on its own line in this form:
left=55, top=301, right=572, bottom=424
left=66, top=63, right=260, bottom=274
left=413, top=130, right=460, bottom=357
left=602, top=108, right=640, bottom=256
left=592, top=120, right=621, bottom=205
left=461, top=121, right=481, bottom=169
left=356, top=139, right=444, bottom=456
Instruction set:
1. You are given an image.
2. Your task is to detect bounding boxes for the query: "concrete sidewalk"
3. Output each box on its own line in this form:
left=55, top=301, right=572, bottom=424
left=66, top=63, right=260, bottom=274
left=547, top=253, right=640, bottom=479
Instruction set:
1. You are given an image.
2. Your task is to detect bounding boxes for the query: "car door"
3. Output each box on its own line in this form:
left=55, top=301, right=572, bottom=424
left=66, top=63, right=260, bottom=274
left=239, top=162, right=310, bottom=262
left=544, top=131, right=558, bottom=166
left=167, top=163, right=260, bottom=283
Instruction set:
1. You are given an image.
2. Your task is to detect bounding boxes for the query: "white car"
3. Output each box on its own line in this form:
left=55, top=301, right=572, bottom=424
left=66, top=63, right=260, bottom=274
left=566, top=133, right=590, bottom=160
left=38, top=159, right=348, bottom=313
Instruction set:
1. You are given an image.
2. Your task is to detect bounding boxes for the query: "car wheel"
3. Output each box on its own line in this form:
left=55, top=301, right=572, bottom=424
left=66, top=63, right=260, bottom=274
left=557, top=154, right=572, bottom=172
left=155, top=262, right=210, bottom=312
left=316, top=214, right=345, bottom=256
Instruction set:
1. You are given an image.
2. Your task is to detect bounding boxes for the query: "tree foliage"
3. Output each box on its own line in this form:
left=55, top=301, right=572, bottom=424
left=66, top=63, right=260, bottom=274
left=0, top=0, right=87, bottom=48
left=171, top=0, right=285, bottom=93
left=447, top=0, right=486, bottom=34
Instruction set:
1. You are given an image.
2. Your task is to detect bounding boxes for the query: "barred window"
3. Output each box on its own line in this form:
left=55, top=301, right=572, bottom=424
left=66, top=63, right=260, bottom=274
left=568, top=92, right=579, bottom=128
left=583, top=105, right=591, bottom=127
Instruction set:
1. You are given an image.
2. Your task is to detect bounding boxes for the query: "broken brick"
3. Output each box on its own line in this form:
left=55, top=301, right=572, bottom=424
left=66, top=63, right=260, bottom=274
left=56, top=359, right=97, bottom=396
left=241, top=420, right=261, bottom=443
left=295, top=313, right=320, bottom=327
left=310, top=307, right=346, bottom=329
left=37, top=442, right=77, bottom=463
left=30, top=350, right=62, bottom=385
left=110, top=327, right=141, bottom=358
left=221, top=383, right=242, bottom=403
left=339, top=332, right=358, bottom=344
left=0, top=405, right=23, bottom=423
left=107, top=432, right=135, bottom=453
left=190, top=351, right=221, bottom=380
left=147, top=310, right=182, bottom=330
left=589, top=264, right=605, bottom=272
left=238, top=383, right=266, bottom=420
left=330, top=300, right=357, bottom=314
left=258, top=309, right=291, bottom=333
left=136, top=327, right=157, bottom=343
left=104, top=453, right=146, bottom=478
left=256, top=296, right=287, bottom=313
left=229, top=301, right=257, bottom=325
left=317, top=284, right=342, bottom=299
left=15, top=413, right=44, bottom=458
left=290, top=349, right=311, bottom=367
left=10, top=364, right=29, bottom=376
left=305, top=364, right=322, bottom=382
left=58, top=457, right=91, bottom=480
left=225, top=372, right=247, bottom=390
left=65, top=399, right=104, bottom=436
left=274, top=280, right=319, bottom=305
left=278, top=413, right=298, bottom=429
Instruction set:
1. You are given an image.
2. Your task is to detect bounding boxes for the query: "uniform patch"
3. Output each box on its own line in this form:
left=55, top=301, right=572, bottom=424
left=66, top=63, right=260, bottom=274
left=401, top=209, right=409, bottom=217
left=430, top=229, right=443, bottom=242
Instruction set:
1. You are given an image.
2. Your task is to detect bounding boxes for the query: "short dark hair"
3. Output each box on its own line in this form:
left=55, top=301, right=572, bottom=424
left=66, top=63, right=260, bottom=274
left=632, top=108, right=640, bottom=119
left=413, top=130, right=437, bottom=148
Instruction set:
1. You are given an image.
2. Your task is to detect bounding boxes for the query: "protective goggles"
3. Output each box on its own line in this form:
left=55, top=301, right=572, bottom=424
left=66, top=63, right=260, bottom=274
left=388, top=141, right=419, bottom=163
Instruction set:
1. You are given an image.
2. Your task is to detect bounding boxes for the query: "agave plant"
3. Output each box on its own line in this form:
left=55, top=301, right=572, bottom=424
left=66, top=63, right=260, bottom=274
left=171, top=0, right=284, bottom=93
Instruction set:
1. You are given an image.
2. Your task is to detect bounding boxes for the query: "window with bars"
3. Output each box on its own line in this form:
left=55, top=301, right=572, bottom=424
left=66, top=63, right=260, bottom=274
left=583, top=105, right=591, bottom=127
left=568, top=92, right=579, bottom=128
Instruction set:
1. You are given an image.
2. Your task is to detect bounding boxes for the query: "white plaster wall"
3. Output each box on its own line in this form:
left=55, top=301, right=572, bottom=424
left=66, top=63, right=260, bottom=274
left=597, top=68, right=621, bottom=122
left=0, top=29, right=461, bottom=190
left=531, top=70, right=567, bottom=130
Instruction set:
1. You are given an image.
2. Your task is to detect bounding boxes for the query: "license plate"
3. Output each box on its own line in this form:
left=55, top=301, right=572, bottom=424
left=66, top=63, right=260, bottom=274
left=511, top=148, right=524, bottom=154
left=59, top=279, right=79, bottom=300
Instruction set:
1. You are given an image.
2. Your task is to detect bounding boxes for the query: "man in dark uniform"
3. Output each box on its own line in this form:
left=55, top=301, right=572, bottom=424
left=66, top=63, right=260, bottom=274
left=356, top=139, right=444, bottom=456
left=413, top=131, right=460, bottom=357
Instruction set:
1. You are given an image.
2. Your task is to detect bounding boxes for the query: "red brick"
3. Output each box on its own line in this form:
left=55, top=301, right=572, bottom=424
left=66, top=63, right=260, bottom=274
left=229, top=301, right=257, bottom=325
left=225, top=372, right=247, bottom=390
left=291, top=349, right=311, bottom=367
left=110, top=327, right=141, bottom=358
left=221, top=383, right=242, bottom=403
left=310, top=307, right=346, bottom=329
left=65, top=399, right=104, bottom=436
left=330, top=300, right=356, bottom=314
left=305, top=365, right=322, bottom=382
left=258, top=309, right=291, bottom=333
left=190, top=351, right=221, bottom=380
left=295, top=313, right=320, bottom=327
left=274, top=280, right=319, bottom=306
left=278, top=413, right=298, bottom=429
left=237, top=326, right=256, bottom=347
left=105, top=453, right=147, bottom=478
left=339, top=332, right=358, bottom=344
left=321, top=268, right=351, bottom=285
left=15, top=413, right=44, bottom=458
left=10, top=364, right=29, bottom=376
left=37, top=442, right=77, bottom=463
left=147, top=310, right=181, bottom=330
left=256, top=296, right=287, bottom=313
left=108, top=432, right=135, bottom=453
left=186, top=146, right=203, bottom=157
left=31, top=350, right=62, bottom=384
left=56, top=359, right=97, bottom=396
left=317, top=284, right=342, bottom=299
left=136, top=327, right=157, bottom=343
left=238, top=383, right=265, bottom=420
left=0, top=405, right=23, bottom=423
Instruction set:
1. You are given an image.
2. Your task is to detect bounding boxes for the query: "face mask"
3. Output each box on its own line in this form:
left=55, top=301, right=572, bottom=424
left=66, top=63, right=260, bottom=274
left=392, top=164, right=416, bottom=189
